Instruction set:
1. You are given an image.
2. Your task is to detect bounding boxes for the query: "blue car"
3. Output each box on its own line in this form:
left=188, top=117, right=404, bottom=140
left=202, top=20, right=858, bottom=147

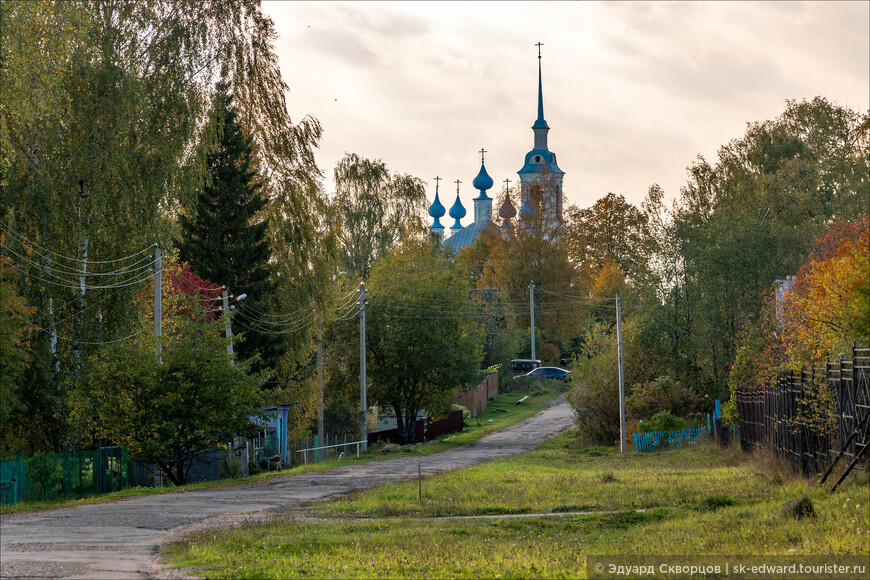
left=519, top=366, right=572, bottom=382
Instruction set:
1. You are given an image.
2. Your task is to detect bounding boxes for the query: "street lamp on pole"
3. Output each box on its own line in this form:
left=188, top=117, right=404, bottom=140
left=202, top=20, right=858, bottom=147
left=222, top=289, right=247, bottom=365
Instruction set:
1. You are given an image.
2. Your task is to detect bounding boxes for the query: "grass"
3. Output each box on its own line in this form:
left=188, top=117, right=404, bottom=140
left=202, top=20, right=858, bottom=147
left=1, top=386, right=563, bottom=515
left=164, top=431, right=870, bottom=579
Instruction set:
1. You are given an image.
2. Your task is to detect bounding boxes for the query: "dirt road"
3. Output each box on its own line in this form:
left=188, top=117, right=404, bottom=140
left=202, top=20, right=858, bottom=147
left=0, top=396, right=573, bottom=579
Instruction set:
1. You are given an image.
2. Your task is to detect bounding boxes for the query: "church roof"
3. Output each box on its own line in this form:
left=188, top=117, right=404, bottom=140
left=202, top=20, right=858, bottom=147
left=472, top=163, right=494, bottom=197
left=499, top=195, right=517, bottom=220
left=518, top=149, right=564, bottom=175
left=429, top=191, right=445, bottom=219
left=449, top=191, right=466, bottom=227
left=444, top=220, right=495, bottom=250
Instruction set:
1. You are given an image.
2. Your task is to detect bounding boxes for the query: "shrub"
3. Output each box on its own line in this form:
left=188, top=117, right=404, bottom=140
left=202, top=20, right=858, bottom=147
left=538, top=342, right=560, bottom=366
left=637, top=411, right=686, bottom=433
left=566, top=323, right=620, bottom=445
left=628, top=376, right=697, bottom=420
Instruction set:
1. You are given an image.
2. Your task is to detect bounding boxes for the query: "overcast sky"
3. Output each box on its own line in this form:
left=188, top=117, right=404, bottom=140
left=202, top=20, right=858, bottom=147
left=264, top=1, right=869, bottom=215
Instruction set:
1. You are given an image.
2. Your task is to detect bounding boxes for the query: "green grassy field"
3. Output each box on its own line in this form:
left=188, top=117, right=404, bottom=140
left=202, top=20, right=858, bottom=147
left=0, top=387, right=563, bottom=514
left=164, top=432, right=869, bottom=579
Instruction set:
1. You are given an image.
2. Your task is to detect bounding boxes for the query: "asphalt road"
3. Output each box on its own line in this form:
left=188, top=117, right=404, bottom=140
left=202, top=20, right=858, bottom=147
left=0, top=396, right=573, bottom=579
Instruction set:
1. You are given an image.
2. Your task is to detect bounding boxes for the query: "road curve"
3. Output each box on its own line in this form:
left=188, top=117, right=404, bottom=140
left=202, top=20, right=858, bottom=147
left=1, top=396, right=573, bottom=579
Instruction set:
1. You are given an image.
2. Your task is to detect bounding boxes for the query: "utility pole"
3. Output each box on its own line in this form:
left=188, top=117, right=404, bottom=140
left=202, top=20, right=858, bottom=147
left=359, top=282, right=367, bottom=451
left=317, top=315, right=324, bottom=451
left=616, top=292, right=625, bottom=453
left=530, top=283, right=536, bottom=360
left=154, top=245, right=162, bottom=364
left=222, top=288, right=234, bottom=365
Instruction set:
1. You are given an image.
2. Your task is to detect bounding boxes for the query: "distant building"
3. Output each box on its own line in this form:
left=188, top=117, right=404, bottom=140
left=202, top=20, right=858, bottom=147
left=774, top=275, right=797, bottom=328
left=430, top=45, right=564, bottom=250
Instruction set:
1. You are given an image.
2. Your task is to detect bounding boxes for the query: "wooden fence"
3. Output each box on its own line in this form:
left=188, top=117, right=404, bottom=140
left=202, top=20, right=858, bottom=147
left=453, top=372, right=499, bottom=417
left=368, top=410, right=465, bottom=445
left=736, top=345, right=870, bottom=476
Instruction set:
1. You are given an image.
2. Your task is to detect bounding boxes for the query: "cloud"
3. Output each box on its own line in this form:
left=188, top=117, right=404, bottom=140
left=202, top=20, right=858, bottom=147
left=264, top=1, right=869, bottom=212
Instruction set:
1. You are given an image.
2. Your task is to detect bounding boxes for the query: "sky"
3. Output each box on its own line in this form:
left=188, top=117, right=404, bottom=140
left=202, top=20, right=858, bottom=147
left=263, top=1, right=869, bottom=215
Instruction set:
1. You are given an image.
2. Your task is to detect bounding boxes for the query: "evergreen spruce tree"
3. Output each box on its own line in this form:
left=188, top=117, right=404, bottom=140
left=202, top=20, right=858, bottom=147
left=178, top=87, right=280, bottom=373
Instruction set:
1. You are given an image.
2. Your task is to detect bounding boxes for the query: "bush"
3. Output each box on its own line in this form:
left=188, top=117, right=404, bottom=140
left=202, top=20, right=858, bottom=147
left=566, top=324, right=620, bottom=445
left=538, top=342, right=560, bottom=366
left=637, top=411, right=686, bottom=433
left=451, top=404, right=472, bottom=424
left=628, top=376, right=697, bottom=420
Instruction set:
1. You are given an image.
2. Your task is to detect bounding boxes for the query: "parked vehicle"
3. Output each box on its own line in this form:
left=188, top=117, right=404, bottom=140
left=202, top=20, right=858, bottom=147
left=516, top=366, right=572, bottom=383
left=508, top=359, right=541, bottom=376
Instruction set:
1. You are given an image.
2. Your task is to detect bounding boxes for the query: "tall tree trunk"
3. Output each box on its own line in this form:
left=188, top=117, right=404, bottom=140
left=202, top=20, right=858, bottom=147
left=75, top=179, right=89, bottom=369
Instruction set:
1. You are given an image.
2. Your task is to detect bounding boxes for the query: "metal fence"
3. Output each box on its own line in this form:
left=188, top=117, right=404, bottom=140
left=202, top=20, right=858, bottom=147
left=736, top=345, right=870, bottom=477
left=287, top=434, right=359, bottom=466
left=633, top=427, right=711, bottom=452
left=0, top=446, right=132, bottom=505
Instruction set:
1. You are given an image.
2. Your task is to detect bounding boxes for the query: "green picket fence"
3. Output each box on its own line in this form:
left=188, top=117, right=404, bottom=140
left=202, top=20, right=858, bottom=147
left=0, top=447, right=133, bottom=505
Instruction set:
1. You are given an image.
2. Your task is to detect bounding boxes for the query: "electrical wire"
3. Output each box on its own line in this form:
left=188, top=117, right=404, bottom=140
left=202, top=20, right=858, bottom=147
left=1, top=253, right=159, bottom=290
left=237, top=301, right=318, bottom=322
left=234, top=306, right=317, bottom=328
left=534, top=286, right=617, bottom=303
left=26, top=269, right=159, bottom=339
left=1, top=243, right=158, bottom=277
left=0, top=223, right=156, bottom=264
left=333, top=306, right=361, bottom=321
left=52, top=327, right=147, bottom=345
left=2, top=246, right=157, bottom=287
left=232, top=315, right=314, bottom=335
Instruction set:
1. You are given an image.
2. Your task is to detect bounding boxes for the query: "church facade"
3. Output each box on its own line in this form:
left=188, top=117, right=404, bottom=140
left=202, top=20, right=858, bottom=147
left=430, top=48, right=565, bottom=250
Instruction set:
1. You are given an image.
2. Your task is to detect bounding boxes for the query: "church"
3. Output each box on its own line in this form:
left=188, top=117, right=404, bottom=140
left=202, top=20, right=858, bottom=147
left=428, top=47, right=565, bottom=250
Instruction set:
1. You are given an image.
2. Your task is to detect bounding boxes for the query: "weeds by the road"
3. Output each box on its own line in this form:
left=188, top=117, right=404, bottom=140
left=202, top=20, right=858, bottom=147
left=165, top=431, right=869, bottom=579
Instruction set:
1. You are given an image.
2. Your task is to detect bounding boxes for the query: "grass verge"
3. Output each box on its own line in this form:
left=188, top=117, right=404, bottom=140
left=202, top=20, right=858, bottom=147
left=165, top=432, right=869, bottom=579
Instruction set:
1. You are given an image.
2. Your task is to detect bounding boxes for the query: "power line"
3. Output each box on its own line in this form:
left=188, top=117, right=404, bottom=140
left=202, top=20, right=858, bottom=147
left=3, top=245, right=155, bottom=287
left=0, top=223, right=155, bottom=265
left=26, top=268, right=159, bottom=339
left=1, top=242, right=158, bottom=277
left=53, top=328, right=147, bottom=345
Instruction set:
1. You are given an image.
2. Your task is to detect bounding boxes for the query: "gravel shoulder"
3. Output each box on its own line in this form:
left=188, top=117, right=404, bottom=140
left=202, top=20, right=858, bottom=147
left=0, top=396, right=573, bottom=579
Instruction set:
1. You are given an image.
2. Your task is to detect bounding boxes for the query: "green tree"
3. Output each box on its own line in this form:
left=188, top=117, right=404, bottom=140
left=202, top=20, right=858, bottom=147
left=481, top=184, right=578, bottom=345
left=75, top=296, right=263, bottom=486
left=331, top=153, right=427, bottom=280
left=565, top=193, right=652, bottom=285
left=566, top=322, right=622, bottom=446
left=366, top=239, right=482, bottom=443
left=1, top=1, right=323, bottom=450
left=0, top=257, right=36, bottom=441
left=178, top=86, right=278, bottom=371
left=637, top=98, right=869, bottom=401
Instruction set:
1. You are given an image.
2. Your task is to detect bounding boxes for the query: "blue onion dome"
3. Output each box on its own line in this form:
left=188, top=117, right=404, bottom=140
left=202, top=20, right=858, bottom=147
left=449, top=193, right=466, bottom=220
left=428, top=191, right=446, bottom=219
left=473, top=163, right=494, bottom=196
left=499, top=195, right=516, bottom=220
